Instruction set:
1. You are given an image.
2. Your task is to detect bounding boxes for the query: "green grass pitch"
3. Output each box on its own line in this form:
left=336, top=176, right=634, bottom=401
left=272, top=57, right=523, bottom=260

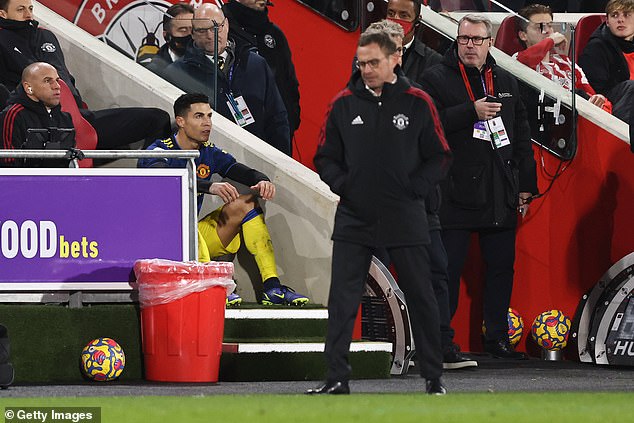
left=2, top=392, right=634, bottom=423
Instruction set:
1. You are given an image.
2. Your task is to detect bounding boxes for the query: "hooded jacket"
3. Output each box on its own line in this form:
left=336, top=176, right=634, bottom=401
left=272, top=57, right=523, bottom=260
left=0, top=18, right=82, bottom=106
left=314, top=70, right=452, bottom=247
left=162, top=40, right=291, bottom=155
left=579, top=23, right=634, bottom=96
left=421, top=45, right=538, bottom=230
left=223, top=0, right=301, bottom=135
left=1, top=85, right=74, bottom=167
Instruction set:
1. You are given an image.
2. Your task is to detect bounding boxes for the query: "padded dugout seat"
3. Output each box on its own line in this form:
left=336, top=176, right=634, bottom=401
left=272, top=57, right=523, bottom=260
left=574, top=14, right=606, bottom=62
left=494, top=15, right=524, bottom=56
left=58, top=79, right=97, bottom=168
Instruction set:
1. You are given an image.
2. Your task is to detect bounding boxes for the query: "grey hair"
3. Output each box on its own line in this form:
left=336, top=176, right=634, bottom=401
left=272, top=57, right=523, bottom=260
left=458, top=14, right=493, bottom=37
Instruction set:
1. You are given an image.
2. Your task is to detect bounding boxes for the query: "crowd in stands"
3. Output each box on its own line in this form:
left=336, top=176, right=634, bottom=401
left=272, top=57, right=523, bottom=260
left=1, top=0, right=632, bottom=376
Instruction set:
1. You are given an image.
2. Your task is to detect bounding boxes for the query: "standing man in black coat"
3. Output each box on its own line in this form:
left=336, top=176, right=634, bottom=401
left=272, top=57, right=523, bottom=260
left=386, top=0, right=476, bottom=369
left=223, top=0, right=301, bottom=145
left=421, top=15, right=538, bottom=359
left=309, top=28, right=452, bottom=396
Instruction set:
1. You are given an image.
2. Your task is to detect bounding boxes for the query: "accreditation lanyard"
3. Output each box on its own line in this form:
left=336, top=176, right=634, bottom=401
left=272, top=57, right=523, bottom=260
left=458, top=62, right=494, bottom=101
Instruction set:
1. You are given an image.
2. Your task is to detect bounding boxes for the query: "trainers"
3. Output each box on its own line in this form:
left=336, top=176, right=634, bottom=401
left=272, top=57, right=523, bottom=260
left=262, top=285, right=309, bottom=306
left=443, top=343, right=478, bottom=369
left=226, top=292, right=242, bottom=307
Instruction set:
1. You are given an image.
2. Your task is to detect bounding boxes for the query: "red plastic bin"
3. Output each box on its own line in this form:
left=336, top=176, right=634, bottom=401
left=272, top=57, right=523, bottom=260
left=134, top=259, right=234, bottom=382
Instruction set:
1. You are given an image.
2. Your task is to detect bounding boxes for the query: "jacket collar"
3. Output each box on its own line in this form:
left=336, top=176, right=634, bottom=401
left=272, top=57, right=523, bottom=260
left=0, top=17, right=38, bottom=32
left=7, top=84, right=58, bottom=117
left=442, top=43, right=496, bottom=74
left=347, top=68, right=411, bottom=101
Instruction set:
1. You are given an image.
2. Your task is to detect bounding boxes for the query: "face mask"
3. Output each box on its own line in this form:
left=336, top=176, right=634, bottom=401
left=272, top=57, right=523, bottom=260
left=166, top=34, right=192, bottom=56
left=387, top=17, right=415, bottom=36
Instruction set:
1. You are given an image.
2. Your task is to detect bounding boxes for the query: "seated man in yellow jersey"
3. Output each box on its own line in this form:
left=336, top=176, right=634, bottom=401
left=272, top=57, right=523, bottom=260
left=139, top=93, right=309, bottom=307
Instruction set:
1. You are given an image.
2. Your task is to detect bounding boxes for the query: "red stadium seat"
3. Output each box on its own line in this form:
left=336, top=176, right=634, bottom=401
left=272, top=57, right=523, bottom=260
left=574, top=14, right=606, bottom=62
left=494, top=15, right=525, bottom=56
left=58, top=79, right=97, bottom=168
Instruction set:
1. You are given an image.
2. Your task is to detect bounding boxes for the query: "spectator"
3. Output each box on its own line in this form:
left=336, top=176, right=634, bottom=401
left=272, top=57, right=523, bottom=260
left=516, top=4, right=610, bottom=110
left=386, top=0, right=443, bottom=82
left=223, top=0, right=301, bottom=144
left=579, top=0, right=634, bottom=122
left=309, top=29, right=452, bottom=395
left=162, top=3, right=291, bottom=156
left=146, top=2, right=194, bottom=77
left=139, top=93, right=308, bottom=307
left=421, top=15, right=538, bottom=360
left=1, top=62, right=74, bottom=167
left=0, top=0, right=171, bottom=150
left=387, top=1, right=478, bottom=370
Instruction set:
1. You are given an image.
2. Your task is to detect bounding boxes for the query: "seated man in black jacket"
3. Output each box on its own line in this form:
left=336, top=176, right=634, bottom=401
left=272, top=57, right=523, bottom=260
left=0, top=0, right=171, bottom=150
left=145, top=2, right=194, bottom=77
left=1, top=62, right=74, bottom=167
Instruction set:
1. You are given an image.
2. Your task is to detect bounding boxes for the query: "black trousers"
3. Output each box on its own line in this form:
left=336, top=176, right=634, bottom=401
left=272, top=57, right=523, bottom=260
left=82, top=107, right=171, bottom=149
left=442, top=228, right=516, bottom=343
left=325, top=240, right=442, bottom=382
left=373, top=230, right=453, bottom=352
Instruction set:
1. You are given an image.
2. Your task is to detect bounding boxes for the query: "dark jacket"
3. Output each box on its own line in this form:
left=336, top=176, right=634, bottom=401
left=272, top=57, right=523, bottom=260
left=0, top=18, right=83, bottom=106
left=402, top=35, right=444, bottom=230
left=1, top=85, right=75, bottom=167
left=421, top=45, right=538, bottom=230
left=402, top=36, right=443, bottom=86
left=223, top=0, right=300, bottom=135
left=0, top=84, right=9, bottom=108
left=145, top=43, right=175, bottom=77
left=314, top=71, right=452, bottom=247
left=579, top=23, right=634, bottom=96
left=162, top=41, right=291, bottom=156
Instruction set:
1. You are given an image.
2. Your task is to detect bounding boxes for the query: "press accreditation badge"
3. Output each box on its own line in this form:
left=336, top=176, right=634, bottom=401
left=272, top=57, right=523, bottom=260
left=226, top=94, right=255, bottom=127
left=486, top=117, right=510, bottom=148
left=473, top=121, right=490, bottom=141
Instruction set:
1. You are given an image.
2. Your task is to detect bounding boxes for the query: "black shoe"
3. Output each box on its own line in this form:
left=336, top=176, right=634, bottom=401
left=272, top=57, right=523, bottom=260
left=425, top=378, right=447, bottom=395
left=443, top=343, right=478, bottom=369
left=306, top=380, right=350, bottom=395
left=484, top=339, right=528, bottom=360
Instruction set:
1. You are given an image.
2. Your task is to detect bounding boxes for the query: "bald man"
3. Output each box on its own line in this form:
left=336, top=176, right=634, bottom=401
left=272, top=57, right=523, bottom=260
left=162, top=3, right=290, bottom=155
left=1, top=62, right=75, bottom=167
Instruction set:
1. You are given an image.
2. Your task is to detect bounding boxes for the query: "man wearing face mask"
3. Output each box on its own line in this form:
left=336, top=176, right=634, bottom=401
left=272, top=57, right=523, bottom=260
left=146, top=2, right=194, bottom=77
left=386, top=0, right=443, bottom=83
left=162, top=3, right=290, bottom=156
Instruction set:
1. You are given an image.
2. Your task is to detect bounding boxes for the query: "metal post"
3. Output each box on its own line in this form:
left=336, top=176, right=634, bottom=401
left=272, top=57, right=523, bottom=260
left=187, top=157, right=199, bottom=261
left=213, top=21, right=219, bottom=110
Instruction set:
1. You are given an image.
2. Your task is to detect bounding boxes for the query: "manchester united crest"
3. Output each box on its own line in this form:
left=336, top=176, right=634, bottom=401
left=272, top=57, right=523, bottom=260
left=197, top=164, right=211, bottom=179
left=264, top=34, right=276, bottom=49
left=392, top=113, right=409, bottom=130
left=40, top=42, right=57, bottom=53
